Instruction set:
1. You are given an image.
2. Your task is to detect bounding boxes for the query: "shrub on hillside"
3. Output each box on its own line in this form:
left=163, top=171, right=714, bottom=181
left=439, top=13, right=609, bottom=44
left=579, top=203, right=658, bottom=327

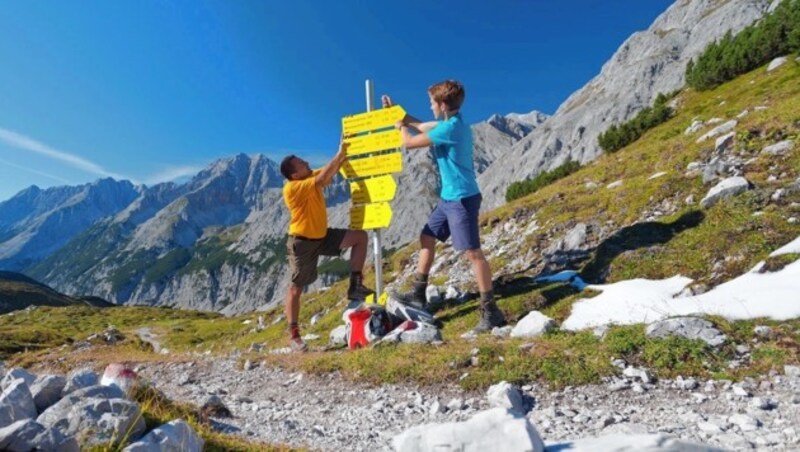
left=505, top=160, right=581, bottom=202
left=597, top=93, right=673, bottom=153
left=686, top=0, right=800, bottom=91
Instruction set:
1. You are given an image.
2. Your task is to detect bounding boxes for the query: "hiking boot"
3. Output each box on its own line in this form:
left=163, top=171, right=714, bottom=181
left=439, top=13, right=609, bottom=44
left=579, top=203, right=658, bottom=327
left=471, top=302, right=506, bottom=334
left=347, top=283, right=375, bottom=301
left=289, top=336, right=308, bottom=352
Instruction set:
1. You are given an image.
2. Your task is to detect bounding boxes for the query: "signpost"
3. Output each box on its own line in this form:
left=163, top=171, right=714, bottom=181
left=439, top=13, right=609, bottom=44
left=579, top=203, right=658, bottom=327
left=338, top=80, right=405, bottom=303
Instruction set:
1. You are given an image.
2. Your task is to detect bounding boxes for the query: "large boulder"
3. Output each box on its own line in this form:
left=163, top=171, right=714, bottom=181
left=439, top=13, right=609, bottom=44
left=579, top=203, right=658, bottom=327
left=62, top=368, right=99, bottom=396
left=0, top=419, right=79, bottom=452
left=123, top=419, right=204, bottom=452
left=700, top=177, right=751, bottom=208
left=511, top=311, right=557, bottom=338
left=0, top=379, right=37, bottom=427
left=60, top=398, right=146, bottom=446
left=30, top=375, right=67, bottom=413
left=1, top=369, right=36, bottom=392
left=645, top=317, right=726, bottom=347
left=38, top=384, right=125, bottom=428
left=393, top=408, right=545, bottom=452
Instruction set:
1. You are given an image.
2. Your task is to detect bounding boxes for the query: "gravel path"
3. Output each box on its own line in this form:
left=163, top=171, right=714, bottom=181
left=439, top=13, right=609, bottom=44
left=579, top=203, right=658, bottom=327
left=138, top=358, right=800, bottom=451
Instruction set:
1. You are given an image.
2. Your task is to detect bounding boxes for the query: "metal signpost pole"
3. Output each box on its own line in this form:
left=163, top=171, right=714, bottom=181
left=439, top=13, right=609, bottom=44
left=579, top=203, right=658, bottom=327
left=365, top=79, right=383, bottom=298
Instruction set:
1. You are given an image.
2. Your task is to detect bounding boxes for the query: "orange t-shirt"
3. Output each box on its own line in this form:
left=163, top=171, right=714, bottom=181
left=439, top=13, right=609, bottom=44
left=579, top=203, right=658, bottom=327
left=283, top=170, right=327, bottom=239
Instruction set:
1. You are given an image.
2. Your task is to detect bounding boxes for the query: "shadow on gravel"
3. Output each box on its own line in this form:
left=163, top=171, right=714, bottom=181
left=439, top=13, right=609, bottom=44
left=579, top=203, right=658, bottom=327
left=580, top=210, right=705, bottom=283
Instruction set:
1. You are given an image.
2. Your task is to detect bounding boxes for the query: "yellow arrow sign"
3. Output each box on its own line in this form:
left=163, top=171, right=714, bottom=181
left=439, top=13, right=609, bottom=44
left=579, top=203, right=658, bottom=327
left=340, top=151, right=402, bottom=179
left=344, top=129, right=402, bottom=156
left=350, top=202, right=392, bottom=230
left=350, top=175, right=397, bottom=204
left=342, top=106, right=406, bottom=135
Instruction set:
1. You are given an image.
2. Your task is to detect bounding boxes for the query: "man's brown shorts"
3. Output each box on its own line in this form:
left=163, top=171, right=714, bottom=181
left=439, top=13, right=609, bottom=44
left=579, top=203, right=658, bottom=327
left=287, top=228, right=347, bottom=286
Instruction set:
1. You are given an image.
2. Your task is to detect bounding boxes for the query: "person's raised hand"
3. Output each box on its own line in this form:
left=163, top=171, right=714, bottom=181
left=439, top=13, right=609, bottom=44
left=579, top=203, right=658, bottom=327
left=381, top=95, right=393, bottom=108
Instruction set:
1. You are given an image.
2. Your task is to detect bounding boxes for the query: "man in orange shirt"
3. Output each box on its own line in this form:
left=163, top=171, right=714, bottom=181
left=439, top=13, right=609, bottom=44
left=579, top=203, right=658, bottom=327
left=280, top=140, right=374, bottom=351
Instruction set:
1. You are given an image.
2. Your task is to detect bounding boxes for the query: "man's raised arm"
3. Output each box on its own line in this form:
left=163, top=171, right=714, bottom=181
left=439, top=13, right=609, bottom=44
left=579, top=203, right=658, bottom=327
left=315, top=140, right=348, bottom=187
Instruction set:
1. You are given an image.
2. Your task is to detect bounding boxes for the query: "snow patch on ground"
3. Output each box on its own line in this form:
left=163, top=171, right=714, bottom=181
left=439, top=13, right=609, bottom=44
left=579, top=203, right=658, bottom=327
left=770, top=236, right=800, bottom=257
left=562, top=236, right=800, bottom=330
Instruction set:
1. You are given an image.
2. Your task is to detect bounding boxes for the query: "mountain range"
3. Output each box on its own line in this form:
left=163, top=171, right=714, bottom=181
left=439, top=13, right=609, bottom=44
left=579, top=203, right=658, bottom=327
left=0, top=0, right=779, bottom=313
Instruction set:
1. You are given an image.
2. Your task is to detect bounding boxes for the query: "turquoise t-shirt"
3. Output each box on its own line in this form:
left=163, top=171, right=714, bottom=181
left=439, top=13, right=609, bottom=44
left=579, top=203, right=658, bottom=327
left=426, top=114, right=480, bottom=201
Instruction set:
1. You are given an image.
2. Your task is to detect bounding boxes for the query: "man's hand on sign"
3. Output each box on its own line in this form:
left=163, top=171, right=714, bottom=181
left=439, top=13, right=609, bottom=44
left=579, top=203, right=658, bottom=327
left=381, top=95, right=393, bottom=108
left=315, top=139, right=349, bottom=187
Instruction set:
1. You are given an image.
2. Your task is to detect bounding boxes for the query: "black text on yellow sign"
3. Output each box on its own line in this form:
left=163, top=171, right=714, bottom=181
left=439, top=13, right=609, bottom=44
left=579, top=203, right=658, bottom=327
left=339, top=151, right=402, bottom=179
left=342, top=105, right=406, bottom=135
left=350, top=174, right=397, bottom=204
left=350, top=202, right=392, bottom=230
left=344, top=129, right=402, bottom=156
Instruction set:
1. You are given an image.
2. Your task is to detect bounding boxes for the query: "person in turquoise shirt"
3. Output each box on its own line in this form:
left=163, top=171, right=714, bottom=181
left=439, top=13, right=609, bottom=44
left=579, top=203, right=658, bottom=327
left=382, top=80, right=506, bottom=334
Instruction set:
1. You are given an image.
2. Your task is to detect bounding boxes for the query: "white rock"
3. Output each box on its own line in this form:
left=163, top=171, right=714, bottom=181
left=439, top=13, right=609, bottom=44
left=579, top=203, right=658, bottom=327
left=329, top=325, right=347, bottom=346
left=697, top=120, right=737, bottom=143
left=606, top=180, right=623, bottom=189
left=491, top=326, right=513, bottom=338
left=784, top=365, right=800, bottom=378
left=762, top=140, right=793, bottom=155
left=445, top=286, right=461, bottom=300
left=0, top=379, right=37, bottom=427
left=301, top=334, right=320, bottom=342
left=714, top=132, right=735, bottom=153
left=392, top=408, right=545, bottom=452
left=486, top=381, right=525, bottom=414
left=1, top=369, right=36, bottom=392
left=310, top=312, right=324, bottom=325
left=753, top=325, right=773, bottom=338
left=510, top=312, right=557, bottom=338
left=767, top=56, right=788, bottom=72
left=645, top=317, right=727, bottom=347
left=30, top=376, right=67, bottom=413
left=732, top=385, right=751, bottom=397
left=123, top=419, right=204, bottom=452
left=700, top=177, right=751, bottom=209
left=648, top=172, right=667, bottom=180
left=736, top=109, right=749, bottom=119
left=684, top=120, right=704, bottom=135
left=728, top=413, right=760, bottom=431
left=426, top=285, right=442, bottom=304
left=697, top=421, right=724, bottom=434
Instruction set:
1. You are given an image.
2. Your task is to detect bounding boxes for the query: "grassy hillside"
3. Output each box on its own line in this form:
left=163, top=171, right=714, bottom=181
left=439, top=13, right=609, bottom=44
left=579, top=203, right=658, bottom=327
left=1, top=59, right=799, bottom=451
left=0, top=271, right=113, bottom=315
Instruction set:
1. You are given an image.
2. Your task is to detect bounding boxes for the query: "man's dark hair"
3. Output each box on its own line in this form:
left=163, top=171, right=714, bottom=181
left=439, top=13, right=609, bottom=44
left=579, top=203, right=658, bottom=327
left=280, top=155, right=297, bottom=180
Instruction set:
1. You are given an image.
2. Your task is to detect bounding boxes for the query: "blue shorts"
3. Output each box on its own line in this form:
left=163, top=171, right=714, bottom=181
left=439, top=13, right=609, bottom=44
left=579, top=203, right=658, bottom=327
left=421, top=193, right=482, bottom=251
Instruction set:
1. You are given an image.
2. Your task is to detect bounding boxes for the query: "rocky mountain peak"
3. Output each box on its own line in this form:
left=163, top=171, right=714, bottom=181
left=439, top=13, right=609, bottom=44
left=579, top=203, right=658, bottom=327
left=478, top=0, right=774, bottom=208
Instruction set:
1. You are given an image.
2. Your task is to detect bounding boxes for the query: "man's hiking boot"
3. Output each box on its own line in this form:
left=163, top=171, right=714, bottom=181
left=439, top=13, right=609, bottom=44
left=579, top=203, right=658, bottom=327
left=347, top=284, right=375, bottom=301
left=289, top=336, right=308, bottom=352
left=471, top=302, right=506, bottom=334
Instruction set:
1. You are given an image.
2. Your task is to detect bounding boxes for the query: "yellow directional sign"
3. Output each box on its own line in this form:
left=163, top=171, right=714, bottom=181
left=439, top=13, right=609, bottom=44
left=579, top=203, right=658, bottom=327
left=340, top=151, right=402, bottom=179
left=344, top=129, right=402, bottom=156
left=342, top=106, right=406, bottom=135
left=350, top=175, right=397, bottom=204
left=350, top=202, right=392, bottom=230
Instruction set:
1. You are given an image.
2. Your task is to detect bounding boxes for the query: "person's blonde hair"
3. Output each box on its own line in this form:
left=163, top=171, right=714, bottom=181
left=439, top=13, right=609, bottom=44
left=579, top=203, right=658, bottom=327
left=428, top=80, right=465, bottom=111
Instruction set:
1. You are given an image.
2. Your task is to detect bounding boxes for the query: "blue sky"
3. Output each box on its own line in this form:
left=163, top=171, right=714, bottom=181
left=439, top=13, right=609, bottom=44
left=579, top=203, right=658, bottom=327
left=0, top=0, right=672, bottom=201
